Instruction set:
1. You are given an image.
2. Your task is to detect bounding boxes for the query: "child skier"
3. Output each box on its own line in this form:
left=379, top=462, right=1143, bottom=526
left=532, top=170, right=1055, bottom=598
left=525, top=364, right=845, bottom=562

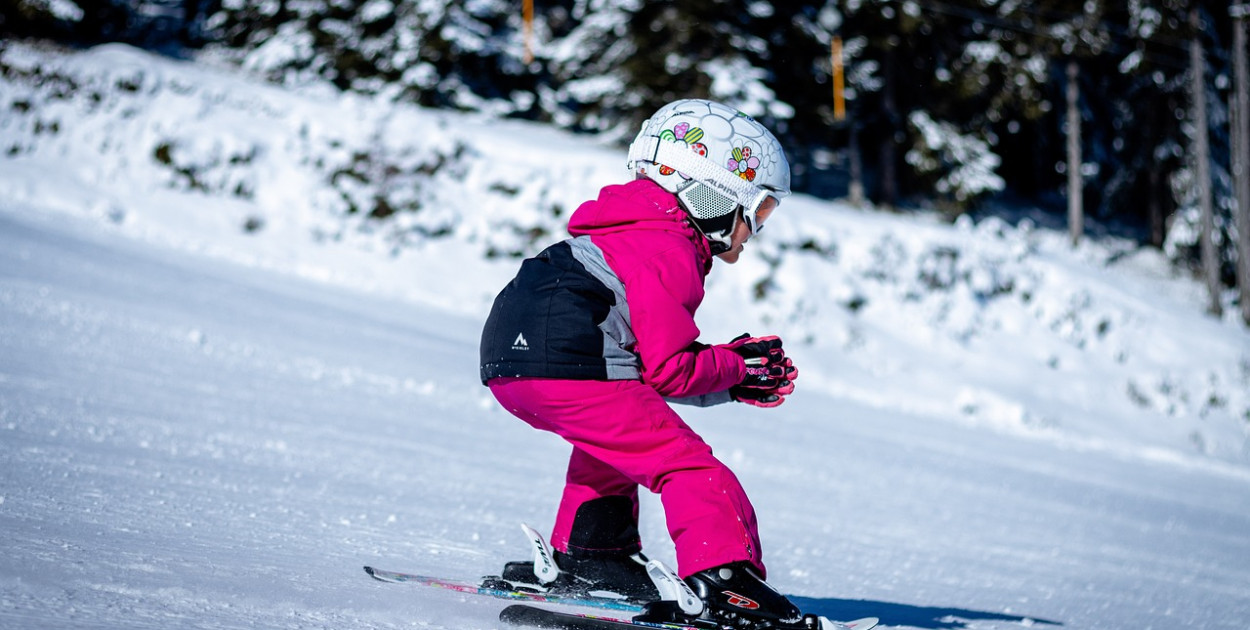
left=480, top=99, right=807, bottom=627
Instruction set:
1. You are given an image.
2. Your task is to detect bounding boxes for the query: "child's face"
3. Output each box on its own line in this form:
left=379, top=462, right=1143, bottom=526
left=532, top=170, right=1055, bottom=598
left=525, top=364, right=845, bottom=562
left=716, top=197, right=778, bottom=264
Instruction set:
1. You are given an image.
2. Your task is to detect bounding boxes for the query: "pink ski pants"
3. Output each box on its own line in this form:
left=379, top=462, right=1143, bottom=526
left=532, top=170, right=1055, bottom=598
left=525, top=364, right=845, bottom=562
left=488, top=377, right=765, bottom=578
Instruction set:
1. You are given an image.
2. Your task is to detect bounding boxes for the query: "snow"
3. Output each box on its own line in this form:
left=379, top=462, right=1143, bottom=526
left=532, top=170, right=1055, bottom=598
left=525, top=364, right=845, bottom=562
left=2, top=42, right=1250, bottom=630
left=702, top=57, right=794, bottom=121
left=906, top=112, right=1005, bottom=202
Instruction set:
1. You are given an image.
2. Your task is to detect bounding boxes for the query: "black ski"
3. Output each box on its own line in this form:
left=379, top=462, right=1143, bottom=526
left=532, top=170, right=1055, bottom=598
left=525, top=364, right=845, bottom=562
left=500, top=604, right=705, bottom=630
left=499, top=604, right=879, bottom=630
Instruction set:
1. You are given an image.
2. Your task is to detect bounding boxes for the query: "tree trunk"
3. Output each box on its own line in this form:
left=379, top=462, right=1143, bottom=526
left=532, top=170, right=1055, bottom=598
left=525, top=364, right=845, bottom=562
left=1066, top=60, right=1084, bottom=248
left=1149, top=161, right=1165, bottom=248
left=1144, top=90, right=1166, bottom=247
left=879, top=39, right=899, bottom=210
left=849, top=122, right=865, bottom=207
left=1233, top=5, right=1250, bottom=325
left=1190, top=7, right=1222, bottom=317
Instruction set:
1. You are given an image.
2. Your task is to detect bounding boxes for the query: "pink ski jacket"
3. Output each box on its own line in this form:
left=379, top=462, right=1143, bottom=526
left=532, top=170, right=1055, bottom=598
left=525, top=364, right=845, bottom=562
left=480, top=179, right=745, bottom=402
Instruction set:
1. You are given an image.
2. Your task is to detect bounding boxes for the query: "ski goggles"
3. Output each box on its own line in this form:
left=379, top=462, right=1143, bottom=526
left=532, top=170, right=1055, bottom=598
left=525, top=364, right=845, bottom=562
left=743, top=193, right=780, bottom=235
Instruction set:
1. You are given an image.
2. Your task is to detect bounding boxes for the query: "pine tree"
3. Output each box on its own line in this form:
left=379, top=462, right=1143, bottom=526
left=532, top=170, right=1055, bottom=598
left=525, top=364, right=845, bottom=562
left=544, top=0, right=643, bottom=134
left=11, top=0, right=1241, bottom=307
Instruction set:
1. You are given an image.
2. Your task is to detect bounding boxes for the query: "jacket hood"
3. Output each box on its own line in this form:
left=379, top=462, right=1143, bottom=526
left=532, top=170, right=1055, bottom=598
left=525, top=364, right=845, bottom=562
left=567, top=179, right=713, bottom=270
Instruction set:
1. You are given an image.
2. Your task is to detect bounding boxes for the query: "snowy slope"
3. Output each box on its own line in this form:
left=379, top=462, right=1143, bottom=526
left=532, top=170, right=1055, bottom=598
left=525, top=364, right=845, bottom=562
left=2, top=41, right=1247, bottom=468
left=4, top=192, right=1250, bottom=630
left=2, top=42, right=1250, bottom=630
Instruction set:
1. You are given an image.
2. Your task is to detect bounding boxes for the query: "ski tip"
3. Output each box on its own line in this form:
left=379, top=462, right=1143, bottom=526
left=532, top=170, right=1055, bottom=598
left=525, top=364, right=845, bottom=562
left=499, top=604, right=545, bottom=627
left=363, top=566, right=382, bottom=580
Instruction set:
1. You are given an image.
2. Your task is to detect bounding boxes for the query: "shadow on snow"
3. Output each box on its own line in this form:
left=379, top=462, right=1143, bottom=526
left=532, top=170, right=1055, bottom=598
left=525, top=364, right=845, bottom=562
left=789, top=595, right=1062, bottom=629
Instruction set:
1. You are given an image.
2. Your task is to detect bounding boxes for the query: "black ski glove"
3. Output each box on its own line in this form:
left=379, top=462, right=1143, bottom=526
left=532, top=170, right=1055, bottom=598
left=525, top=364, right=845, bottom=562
left=722, top=334, right=798, bottom=408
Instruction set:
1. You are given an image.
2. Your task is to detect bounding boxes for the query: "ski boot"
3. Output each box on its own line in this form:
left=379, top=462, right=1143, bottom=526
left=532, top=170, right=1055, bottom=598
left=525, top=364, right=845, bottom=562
left=492, top=552, right=658, bottom=601
left=484, top=523, right=659, bottom=602
left=557, top=550, right=660, bottom=601
left=684, top=562, right=805, bottom=628
left=638, top=560, right=878, bottom=630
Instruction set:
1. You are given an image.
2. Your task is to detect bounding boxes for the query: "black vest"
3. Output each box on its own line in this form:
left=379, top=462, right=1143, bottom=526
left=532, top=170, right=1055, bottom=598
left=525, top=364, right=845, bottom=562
left=480, top=240, right=620, bottom=383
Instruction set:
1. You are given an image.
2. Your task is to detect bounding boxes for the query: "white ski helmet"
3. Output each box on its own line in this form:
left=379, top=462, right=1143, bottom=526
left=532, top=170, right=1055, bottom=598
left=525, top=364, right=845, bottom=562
left=627, top=99, right=791, bottom=253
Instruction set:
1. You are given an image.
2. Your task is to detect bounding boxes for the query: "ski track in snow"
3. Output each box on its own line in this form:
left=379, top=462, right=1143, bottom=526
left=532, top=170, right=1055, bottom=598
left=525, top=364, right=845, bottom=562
left=2, top=204, right=1249, bottom=630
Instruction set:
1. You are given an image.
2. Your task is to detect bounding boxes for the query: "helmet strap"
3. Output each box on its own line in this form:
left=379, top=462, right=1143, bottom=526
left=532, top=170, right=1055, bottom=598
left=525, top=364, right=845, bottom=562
left=707, top=239, right=731, bottom=256
left=710, top=209, right=741, bottom=255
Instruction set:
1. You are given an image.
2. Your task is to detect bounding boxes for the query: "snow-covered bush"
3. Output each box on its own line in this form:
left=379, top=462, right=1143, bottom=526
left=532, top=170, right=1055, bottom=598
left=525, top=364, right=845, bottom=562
left=0, top=42, right=613, bottom=258
left=205, top=0, right=537, bottom=112
left=905, top=110, right=1005, bottom=213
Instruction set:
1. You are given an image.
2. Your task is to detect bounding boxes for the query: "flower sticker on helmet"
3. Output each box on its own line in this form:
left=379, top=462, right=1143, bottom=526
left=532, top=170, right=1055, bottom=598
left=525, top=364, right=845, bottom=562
left=729, top=146, right=760, bottom=181
left=658, top=123, right=706, bottom=177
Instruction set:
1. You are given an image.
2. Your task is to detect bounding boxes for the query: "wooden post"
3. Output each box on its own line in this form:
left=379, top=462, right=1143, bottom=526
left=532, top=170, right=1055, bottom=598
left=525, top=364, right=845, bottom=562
left=832, top=36, right=845, bottom=122
left=523, top=0, right=534, bottom=64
